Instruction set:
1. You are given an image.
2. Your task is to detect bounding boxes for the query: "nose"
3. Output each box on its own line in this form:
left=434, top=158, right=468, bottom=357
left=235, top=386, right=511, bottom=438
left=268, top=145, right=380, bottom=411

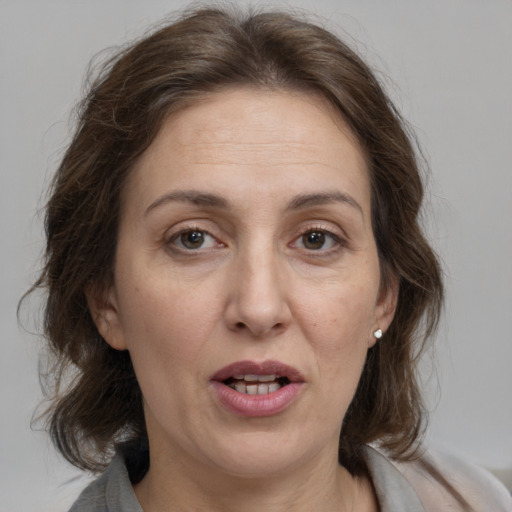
left=224, top=246, right=292, bottom=338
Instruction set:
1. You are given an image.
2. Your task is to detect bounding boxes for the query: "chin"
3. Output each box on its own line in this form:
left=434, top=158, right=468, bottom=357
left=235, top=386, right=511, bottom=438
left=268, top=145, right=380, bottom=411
left=202, top=430, right=326, bottom=479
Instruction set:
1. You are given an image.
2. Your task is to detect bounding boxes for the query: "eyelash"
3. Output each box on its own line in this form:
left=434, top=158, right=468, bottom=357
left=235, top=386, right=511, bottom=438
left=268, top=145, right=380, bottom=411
left=165, top=226, right=221, bottom=253
left=290, top=226, right=346, bottom=255
left=164, top=225, right=347, bottom=256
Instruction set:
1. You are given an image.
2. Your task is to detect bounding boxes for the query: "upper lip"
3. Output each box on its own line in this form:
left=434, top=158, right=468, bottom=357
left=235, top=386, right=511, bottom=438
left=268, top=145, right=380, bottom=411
left=211, top=360, right=305, bottom=383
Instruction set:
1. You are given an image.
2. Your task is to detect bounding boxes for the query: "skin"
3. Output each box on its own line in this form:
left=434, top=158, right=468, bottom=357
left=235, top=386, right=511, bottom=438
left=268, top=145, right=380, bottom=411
left=90, top=88, right=397, bottom=512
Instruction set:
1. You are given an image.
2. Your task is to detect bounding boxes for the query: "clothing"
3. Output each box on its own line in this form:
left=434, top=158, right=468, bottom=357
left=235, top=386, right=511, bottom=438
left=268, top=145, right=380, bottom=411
left=68, top=443, right=512, bottom=511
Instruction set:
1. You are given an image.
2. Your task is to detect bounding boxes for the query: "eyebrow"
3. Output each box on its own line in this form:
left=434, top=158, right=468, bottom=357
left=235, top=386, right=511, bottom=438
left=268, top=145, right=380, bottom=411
left=286, top=192, right=364, bottom=218
left=144, top=190, right=229, bottom=216
left=144, top=189, right=364, bottom=219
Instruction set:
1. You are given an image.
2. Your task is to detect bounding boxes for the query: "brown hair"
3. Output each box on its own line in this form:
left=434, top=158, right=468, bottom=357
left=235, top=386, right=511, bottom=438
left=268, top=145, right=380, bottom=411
left=28, top=6, right=443, bottom=475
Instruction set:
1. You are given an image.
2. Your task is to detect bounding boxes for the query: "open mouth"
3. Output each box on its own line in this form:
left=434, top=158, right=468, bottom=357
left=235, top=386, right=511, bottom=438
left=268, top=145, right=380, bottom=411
left=223, top=374, right=291, bottom=395
left=211, top=361, right=304, bottom=416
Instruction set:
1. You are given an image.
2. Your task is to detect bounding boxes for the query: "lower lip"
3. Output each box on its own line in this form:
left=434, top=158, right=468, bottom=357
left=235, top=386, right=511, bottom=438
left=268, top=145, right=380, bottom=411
left=210, top=381, right=303, bottom=417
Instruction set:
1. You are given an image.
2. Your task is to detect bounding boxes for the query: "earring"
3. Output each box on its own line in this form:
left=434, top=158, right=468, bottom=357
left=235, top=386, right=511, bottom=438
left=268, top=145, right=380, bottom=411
left=373, top=329, right=383, bottom=339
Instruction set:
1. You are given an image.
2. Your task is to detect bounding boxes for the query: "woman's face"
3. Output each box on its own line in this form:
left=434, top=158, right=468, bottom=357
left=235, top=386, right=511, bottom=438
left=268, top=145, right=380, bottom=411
left=93, top=88, right=396, bottom=478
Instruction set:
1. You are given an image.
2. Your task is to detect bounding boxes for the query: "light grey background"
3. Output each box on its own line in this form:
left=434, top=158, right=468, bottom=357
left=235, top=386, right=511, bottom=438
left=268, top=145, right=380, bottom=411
left=1, top=0, right=511, bottom=510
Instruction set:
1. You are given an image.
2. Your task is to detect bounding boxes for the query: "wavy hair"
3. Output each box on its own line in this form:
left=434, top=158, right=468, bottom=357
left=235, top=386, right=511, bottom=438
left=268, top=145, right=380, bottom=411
left=25, top=6, right=443, bottom=475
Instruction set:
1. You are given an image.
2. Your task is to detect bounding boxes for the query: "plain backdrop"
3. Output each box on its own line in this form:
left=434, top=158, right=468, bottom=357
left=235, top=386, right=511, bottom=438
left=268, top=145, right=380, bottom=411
left=1, top=0, right=511, bottom=510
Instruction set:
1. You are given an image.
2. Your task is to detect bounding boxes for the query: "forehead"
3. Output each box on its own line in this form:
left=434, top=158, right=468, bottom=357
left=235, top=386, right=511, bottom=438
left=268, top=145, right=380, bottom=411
left=124, top=87, right=370, bottom=215
left=149, top=87, right=363, bottom=161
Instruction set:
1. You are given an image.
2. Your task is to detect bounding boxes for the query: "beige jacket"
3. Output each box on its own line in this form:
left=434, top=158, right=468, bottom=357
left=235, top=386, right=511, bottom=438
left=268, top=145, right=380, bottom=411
left=366, top=446, right=512, bottom=511
left=69, top=443, right=512, bottom=511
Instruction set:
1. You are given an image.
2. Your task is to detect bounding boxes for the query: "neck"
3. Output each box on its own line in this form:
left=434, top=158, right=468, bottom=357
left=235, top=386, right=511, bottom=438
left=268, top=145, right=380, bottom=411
left=134, top=446, right=362, bottom=512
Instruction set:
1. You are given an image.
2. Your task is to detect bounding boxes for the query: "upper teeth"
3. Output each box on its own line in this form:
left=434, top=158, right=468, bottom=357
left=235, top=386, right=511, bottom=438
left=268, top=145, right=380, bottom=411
left=228, top=374, right=284, bottom=395
left=233, top=374, right=278, bottom=382
left=230, top=381, right=282, bottom=395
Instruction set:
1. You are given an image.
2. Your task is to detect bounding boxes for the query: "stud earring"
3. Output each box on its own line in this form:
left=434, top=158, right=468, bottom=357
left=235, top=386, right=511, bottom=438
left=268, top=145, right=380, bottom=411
left=373, top=329, right=383, bottom=339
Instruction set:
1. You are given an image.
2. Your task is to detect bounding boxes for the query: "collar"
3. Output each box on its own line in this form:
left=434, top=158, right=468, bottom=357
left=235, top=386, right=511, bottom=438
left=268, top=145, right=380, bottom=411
left=363, top=445, right=426, bottom=512
left=101, top=444, right=426, bottom=512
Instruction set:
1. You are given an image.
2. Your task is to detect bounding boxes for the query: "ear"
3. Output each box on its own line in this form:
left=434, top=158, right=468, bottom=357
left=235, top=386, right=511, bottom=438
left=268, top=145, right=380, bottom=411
left=85, top=281, right=128, bottom=351
left=369, top=276, right=399, bottom=347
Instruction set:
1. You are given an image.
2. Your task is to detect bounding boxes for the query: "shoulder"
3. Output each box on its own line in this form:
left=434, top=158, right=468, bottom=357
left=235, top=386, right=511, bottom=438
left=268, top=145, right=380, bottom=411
left=67, top=450, right=143, bottom=512
left=392, top=448, right=512, bottom=511
left=67, top=470, right=109, bottom=512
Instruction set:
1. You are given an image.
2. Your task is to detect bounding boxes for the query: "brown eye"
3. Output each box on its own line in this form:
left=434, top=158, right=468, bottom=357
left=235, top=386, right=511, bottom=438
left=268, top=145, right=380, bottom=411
left=180, top=230, right=205, bottom=249
left=292, top=229, right=341, bottom=253
left=167, top=227, right=222, bottom=254
left=169, top=229, right=220, bottom=251
left=302, top=231, right=326, bottom=250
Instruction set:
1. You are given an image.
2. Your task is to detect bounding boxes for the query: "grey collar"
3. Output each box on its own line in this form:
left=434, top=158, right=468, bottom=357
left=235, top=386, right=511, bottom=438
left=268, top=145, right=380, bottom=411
left=72, top=444, right=426, bottom=511
left=364, top=445, right=426, bottom=512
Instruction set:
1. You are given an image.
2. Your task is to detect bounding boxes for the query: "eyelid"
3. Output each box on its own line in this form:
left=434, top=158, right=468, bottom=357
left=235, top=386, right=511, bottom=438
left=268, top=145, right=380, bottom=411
left=164, top=218, right=218, bottom=239
left=293, top=230, right=341, bottom=249
left=172, top=229, right=217, bottom=250
left=293, top=221, right=347, bottom=241
left=164, top=222, right=225, bottom=253
left=289, top=223, right=348, bottom=252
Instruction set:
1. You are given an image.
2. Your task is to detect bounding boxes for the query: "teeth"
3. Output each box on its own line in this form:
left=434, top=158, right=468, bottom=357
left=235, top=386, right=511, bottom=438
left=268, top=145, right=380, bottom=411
left=257, top=374, right=277, bottom=382
left=236, top=374, right=278, bottom=382
left=226, top=373, right=286, bottom=394
left=268, top=382, right=280, bottom=393
left=234, top=382, right=246, bottom=393
left=258, top=384, right=269, bottom=394
left=228, top=381, right=283, bottom=395
left=246, top=384, right=258, bottom=395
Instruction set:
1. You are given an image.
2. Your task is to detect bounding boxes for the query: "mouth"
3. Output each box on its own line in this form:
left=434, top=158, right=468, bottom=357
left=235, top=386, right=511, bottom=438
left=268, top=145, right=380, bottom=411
left=210, top=361, right=305, bottom=417
left=211, top=360, right=304, bottom=396
left=223, top=374, right=291, bottom=395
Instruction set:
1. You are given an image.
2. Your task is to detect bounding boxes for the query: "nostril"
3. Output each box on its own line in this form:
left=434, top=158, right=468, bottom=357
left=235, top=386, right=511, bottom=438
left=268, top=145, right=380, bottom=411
left=229, top=312, right=289, bottom=337
left=270, top=322, right=285, bottom=334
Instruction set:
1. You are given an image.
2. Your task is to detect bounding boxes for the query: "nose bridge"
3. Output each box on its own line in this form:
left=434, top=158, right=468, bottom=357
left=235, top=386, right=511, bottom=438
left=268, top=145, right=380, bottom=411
left=225, top=236, right=291, bottom=337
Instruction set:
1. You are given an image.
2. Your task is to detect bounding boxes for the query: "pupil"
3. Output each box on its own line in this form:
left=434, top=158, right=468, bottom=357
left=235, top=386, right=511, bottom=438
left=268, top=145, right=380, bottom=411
left=304, top=231, right=325, bottom=249
left=182, top=231, right=204, bottom=248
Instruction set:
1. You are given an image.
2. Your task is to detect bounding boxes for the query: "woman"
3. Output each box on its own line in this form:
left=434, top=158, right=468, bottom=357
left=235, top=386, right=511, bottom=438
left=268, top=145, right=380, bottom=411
left=30, top=6, right=510, bottom=511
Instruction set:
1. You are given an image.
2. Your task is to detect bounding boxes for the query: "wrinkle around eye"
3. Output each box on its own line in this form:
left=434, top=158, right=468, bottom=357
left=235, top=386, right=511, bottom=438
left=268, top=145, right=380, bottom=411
left=293, top=230, right=340, bottom=251
left=165, top=228, right=224, bottom=254
left=287, top=228, right=350, bottom=265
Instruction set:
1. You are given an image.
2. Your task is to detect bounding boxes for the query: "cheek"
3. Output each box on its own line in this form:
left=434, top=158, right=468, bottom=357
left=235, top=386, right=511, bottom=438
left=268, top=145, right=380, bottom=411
left=115, top=271, right=221, bottom=376
left=114, top=276, right=222, bottom=431
left=295, top=275, right=379, bottom=401
left=300, top=279, right=379, bottom=350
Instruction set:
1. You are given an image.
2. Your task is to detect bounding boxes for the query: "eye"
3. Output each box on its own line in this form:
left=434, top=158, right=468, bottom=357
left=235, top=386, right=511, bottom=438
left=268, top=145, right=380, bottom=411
left=170, top=229, right=218, bottom=251
left=293, top=229, right=341, bottom=251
